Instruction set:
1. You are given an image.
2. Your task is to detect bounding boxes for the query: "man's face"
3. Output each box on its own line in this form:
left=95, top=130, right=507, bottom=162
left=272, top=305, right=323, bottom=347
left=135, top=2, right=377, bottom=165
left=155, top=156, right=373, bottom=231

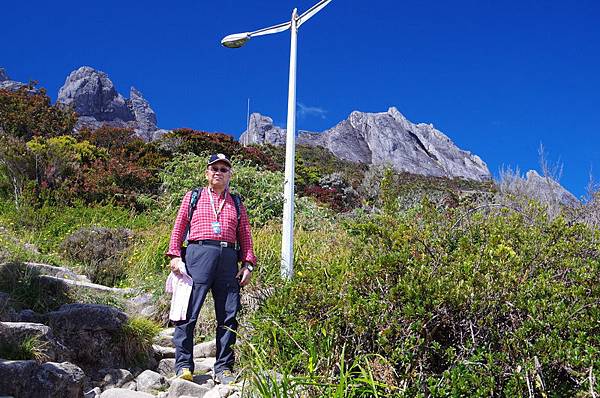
left=205, top=161, right=232, bottom=188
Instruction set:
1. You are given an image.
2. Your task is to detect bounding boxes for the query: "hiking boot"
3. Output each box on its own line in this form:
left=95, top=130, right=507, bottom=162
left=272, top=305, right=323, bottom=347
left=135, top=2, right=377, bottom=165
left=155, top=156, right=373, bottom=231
left=177, top=368, right=193, bottom=381
left=214, top=369, right=236, bottom=385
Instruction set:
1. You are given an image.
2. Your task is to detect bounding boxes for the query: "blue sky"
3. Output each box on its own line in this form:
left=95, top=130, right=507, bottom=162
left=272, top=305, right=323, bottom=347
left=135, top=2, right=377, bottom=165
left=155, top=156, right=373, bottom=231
left=2, top=0, right=599, bottom=197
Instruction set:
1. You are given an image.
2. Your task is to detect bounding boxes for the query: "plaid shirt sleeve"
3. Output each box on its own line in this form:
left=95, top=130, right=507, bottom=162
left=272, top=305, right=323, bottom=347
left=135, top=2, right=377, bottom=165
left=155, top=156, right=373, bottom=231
left=166, top=191, right=192, bottom=258
left=237, top=202, right=257, bottom=266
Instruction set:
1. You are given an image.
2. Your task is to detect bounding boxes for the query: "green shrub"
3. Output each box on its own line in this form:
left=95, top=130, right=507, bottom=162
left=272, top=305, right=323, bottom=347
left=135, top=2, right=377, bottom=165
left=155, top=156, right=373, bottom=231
left=245, top=200, right=600, bottom=397
left=229, top=160, right=285, bottom=227
left=60, top=226, right=133, bottom=286
left=117, top=316, right=161, bottom=367
left=0, top=199, right=152, bottom=256
left=159, top=154, right=286, bottom=226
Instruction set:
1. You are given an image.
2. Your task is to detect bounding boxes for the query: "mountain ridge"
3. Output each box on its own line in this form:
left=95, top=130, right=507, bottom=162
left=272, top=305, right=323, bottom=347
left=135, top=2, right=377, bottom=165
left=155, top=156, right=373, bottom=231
left=241, top=107, right=491, bottom=182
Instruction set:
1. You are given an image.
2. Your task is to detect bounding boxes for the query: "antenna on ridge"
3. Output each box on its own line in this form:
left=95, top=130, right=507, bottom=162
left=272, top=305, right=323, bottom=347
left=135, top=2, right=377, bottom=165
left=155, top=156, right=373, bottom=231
left=244, top=98, right=250, bottom=147
left=247, top=98, right=250, bottom=132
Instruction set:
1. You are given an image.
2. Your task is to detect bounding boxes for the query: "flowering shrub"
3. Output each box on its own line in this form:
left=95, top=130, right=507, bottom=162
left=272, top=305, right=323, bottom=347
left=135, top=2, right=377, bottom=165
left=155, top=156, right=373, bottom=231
left=157, top=128, right=242, bottom=158
left=0, top=84, right=77, bottom=139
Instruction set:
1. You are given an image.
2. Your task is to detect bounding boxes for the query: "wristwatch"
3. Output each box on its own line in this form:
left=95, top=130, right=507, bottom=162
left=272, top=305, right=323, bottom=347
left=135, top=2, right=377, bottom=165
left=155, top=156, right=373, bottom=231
left=243, top=263, right=254, bottom=272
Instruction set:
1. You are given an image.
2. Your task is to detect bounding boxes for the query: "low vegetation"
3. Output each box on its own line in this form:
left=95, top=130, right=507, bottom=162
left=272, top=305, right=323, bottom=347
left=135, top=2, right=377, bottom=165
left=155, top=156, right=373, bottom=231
left=117, top=316, right=162, bottom=367
left=1, top=83, right=599, bottom=396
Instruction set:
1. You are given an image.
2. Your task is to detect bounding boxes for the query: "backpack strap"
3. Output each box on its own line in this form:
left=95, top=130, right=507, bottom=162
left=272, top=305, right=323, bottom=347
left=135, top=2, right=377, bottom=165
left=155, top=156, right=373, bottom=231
left=230, top=192, right=242, bottom=223
left=183, top=187, right=202, bottom=244
left=230, top=193, right=242, bottom=246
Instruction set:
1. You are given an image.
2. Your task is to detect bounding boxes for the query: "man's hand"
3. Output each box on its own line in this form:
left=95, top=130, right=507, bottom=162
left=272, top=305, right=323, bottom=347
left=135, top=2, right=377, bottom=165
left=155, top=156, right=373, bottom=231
left=170, top=257, right=182, bottom=274
left=236, top=266, right=252, bottom=287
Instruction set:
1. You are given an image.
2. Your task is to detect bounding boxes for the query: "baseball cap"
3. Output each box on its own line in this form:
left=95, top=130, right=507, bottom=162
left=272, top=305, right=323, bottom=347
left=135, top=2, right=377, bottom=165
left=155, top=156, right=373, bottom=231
left=207, top=153, right=232, bottom=167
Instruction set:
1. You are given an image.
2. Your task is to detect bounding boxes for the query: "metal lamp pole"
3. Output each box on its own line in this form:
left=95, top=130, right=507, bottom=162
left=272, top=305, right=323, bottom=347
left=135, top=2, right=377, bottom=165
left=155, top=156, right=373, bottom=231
left=221, top=0, right=332, bottom=280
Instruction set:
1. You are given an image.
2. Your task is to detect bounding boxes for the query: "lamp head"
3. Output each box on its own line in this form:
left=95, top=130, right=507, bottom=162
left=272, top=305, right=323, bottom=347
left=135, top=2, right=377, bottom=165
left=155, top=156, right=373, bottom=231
left=221, top=33, right=251, bottom=48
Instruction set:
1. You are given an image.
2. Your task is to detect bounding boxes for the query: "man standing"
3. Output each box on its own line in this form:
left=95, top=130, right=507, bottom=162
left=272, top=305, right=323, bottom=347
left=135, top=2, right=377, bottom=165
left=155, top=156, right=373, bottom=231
left=167, top=153, right=256, bottom=385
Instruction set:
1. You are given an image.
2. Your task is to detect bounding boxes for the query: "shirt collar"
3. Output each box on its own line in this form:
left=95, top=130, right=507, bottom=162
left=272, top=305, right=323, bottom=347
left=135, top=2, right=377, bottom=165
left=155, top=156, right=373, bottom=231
left=208, top=186, right=227, bottom=198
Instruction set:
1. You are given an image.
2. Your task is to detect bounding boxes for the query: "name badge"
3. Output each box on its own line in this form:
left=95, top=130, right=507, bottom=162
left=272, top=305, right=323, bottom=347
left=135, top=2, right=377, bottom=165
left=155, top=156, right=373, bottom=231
left=211, top=221, right=222, bottom=235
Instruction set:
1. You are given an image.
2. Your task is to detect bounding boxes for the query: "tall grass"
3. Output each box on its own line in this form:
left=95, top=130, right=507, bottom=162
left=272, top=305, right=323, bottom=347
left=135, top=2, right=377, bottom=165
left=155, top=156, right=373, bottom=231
left=116, top=316, right=161, bottom=367
left=0, top=335, right=49, bottom=362
left=240, top=341, right=392, bottom=397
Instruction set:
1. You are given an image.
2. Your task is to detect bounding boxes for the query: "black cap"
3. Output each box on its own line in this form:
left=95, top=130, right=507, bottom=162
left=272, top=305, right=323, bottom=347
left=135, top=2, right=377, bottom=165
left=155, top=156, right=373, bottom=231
left=207, top=153, right=232, bottom=167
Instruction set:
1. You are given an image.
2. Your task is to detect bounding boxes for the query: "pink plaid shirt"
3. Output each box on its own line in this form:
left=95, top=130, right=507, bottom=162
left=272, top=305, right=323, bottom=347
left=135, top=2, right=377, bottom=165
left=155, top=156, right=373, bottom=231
left=167, top=188, right=257, bottom=265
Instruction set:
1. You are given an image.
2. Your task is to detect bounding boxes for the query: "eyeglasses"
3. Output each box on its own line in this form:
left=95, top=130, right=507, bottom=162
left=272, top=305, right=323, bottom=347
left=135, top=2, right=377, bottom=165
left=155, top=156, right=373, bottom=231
left=209, top=166, right=230, bottom=173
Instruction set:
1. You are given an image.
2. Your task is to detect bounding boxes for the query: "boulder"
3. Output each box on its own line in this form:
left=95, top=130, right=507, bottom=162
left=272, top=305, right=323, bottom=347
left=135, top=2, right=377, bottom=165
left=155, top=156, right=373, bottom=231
left=152, top=344, right=176, bottom=359
left=38, top=274, right=132, bottom=296
left=122, top=381, right=137, bottom=390
left=24, top=262, right=90, bottom=282
left=0, top=360, right=85, bottom=398
left=99, top=389, right=154, bottom=398
left=0, top=321, right=69, bottom=361
left=154, top=328, right=175, bottom=347
left=126, top=292, right=156, bottom=318
left=167, top=378, right=210, bottom=398
left=97, top=368, right=134, bottom=389
left=204, top=385, right=236, bottom=398
left=17, top=309, right=46, bottom=323
left=157, top=358, right=214, bottom=377
left=135, top=369, right=167, bottom=393
left=193, top=340, right=216, bottom=358
left=45, top=304, right=129, bottom=370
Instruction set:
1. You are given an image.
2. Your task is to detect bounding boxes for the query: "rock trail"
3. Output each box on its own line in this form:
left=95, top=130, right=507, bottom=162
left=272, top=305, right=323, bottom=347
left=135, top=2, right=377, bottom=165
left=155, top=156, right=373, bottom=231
left=0, top=262, right=245, bottom=398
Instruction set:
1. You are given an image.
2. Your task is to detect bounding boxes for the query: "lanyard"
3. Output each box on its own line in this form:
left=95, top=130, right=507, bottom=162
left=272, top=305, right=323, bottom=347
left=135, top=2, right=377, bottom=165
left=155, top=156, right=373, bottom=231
left=208, top=187, right=227, bottom=221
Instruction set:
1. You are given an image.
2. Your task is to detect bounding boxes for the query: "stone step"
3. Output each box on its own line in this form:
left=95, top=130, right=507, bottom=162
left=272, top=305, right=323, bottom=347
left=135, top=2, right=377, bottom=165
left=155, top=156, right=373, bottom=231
left=24, top=262, right=90, bottom=282
left=157, top=358, right=216, bottom=378
left=39, top=275, right=134, bottom=295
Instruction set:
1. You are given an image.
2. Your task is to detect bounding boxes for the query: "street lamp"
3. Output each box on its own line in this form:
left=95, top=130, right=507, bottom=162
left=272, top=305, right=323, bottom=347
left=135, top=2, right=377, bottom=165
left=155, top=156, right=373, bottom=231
left=222, top=0, right=333, bottom=280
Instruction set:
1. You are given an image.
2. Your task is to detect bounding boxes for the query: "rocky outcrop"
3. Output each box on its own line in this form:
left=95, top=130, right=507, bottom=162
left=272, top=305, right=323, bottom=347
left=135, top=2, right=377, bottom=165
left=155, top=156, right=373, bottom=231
left=240, top=114, right=286, bottom=146
left=0, top=67, right=27, bottom=91
left=0, top=260, right=246, bottom=398
left=240, top=107, right=491, bottom=182
left=129, top=87, right=159, bottom=141
left=240, top=113, right=315, bottom=147
left=57, top=66, right=165, bottom=140
left=0, top=68, right=9, bottom=81
left=501, top=169, right=578, bottom=206
left=58, top=66, right=134, bottom=123
left=44, top=304, right=129, bottom=370
left=523, top=170, right=579, bottom=205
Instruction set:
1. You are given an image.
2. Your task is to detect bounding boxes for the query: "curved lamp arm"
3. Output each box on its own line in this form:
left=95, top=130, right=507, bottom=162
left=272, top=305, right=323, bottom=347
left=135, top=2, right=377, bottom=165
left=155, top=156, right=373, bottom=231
left=221, top=0, right=332, bottom=48
left=221, top=21, right=291, bottom=48
left=297, top=0, right=332, bottom=28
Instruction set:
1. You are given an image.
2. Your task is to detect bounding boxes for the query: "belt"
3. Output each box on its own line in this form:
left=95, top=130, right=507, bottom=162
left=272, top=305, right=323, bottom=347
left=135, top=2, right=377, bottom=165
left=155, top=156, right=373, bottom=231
left=188, top=240, right=239, bottom=249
